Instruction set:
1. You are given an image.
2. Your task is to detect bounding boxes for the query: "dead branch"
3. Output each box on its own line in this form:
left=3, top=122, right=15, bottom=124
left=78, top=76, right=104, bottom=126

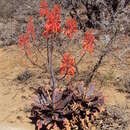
left=85, top=29, right=118, bottom=85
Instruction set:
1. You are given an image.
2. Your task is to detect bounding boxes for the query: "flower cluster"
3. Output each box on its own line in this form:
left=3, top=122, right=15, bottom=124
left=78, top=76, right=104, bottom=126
left=18, top=33, right=29, bottom=48
left=64, top=18, right=77, bottom=39
left=41, top=1, right=61, bottom=38
left=60, top=53, right=75, bottom=78
left=40, top=0, right=48, bottom=17
left=40, top=1, right=77, bottom=39
left=26, top=16, right=36, bottom=42
left=18, top=16, right=36, bottom=55
left=18, top=0, right=96, bottom=79
left=82, top=31, right=95, bottom=54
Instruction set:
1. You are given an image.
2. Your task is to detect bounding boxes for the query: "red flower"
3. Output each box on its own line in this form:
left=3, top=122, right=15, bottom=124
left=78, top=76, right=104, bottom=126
left=82, top=30, right=95, bottom=54
left=18, top=33, right=29, bottom=48
left=42, top=4, right=61, bottom=38
left=60, top=53, right=75, bottom=78
left=40, top=0, right=49, bottom=17
left=18, top=33, right=31, bottom=55
left=64, top=18, right=77, bottom=39
left=18, top=16, right=36, bottom=55
left=26, top=16, right=36, bottom=42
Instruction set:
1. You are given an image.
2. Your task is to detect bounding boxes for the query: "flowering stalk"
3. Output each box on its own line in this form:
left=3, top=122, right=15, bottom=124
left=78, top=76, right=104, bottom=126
left=48, top=43, right=56, bottom=110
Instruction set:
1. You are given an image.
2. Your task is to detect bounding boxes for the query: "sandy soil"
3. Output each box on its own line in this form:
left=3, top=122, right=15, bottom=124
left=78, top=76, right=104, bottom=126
left=0, top=46, right=34, bottom=130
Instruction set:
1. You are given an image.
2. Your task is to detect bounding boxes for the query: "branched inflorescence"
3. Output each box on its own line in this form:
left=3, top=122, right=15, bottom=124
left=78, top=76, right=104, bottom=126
left=17, top=1, right=102, bottom=130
